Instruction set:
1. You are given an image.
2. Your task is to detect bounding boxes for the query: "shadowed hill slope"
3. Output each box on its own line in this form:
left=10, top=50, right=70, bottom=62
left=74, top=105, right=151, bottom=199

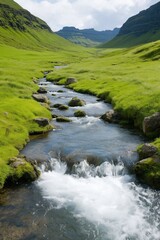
left=101, top=2, right=160, bottom=48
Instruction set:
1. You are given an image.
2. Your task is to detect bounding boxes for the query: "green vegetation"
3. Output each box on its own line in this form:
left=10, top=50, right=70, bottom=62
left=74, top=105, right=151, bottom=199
left=47, top=40, right=160, bottom=131
left=0, top=0, right=91, bottom=188
left=56, top=27, right=119, bottom=47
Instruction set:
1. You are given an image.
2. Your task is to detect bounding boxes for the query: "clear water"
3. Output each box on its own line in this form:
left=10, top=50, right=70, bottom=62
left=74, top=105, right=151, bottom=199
left=0, top=79, right=160, bottom=240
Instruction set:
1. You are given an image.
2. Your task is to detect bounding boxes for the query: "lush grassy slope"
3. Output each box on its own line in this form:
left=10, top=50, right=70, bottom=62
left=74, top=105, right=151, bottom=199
left=47, top=40, right=160, bottom=130
left=0, top=0, right=92, bottom=188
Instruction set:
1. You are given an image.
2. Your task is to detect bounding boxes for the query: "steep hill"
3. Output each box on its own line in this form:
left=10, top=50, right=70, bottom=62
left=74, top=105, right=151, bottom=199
left=0, top=0, right=77, bottom=50
left=0, top=0, right=89, bottom=188
left=101, top=1, right=160, bottom=48
left=56, top=26, right=119, bottom=47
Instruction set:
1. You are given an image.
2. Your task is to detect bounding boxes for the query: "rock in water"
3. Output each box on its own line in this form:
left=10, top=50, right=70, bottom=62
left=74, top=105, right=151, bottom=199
left=138, top=143, right=158, bottom=160
left=37, top=87, right=47, bottom=94
left=68, top=97, right=86, bottom=107
left=143, top=112, right=160, bottom=137
left=100, top=110, right=120, bottom=123
left=134, top=156, right=160, bottom=189
left=6, top=157, right=40, bottom=185
left=74, top=110, right=86, bottom=117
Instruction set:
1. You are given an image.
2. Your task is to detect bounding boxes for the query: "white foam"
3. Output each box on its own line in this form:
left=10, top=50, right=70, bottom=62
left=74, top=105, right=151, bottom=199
left=37, top=159, right=159, bottom=240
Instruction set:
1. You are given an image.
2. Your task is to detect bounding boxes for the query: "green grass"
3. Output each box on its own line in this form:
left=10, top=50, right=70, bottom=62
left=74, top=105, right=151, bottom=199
left=0, top=0, right=21, bottom=9
left=47, top=40, right=160, bottom=130
left=100, top=31, right=160, bottom=48
left=0, top=42, right=91, bottom=188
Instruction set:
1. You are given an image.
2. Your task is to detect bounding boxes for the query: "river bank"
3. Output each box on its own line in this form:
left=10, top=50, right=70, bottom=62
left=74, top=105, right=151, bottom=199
left=0, top=78, right=160, bottom=240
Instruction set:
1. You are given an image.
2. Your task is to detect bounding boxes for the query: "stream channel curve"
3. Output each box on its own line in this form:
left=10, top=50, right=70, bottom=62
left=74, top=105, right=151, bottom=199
left=0, top=77, right=160, bottom=240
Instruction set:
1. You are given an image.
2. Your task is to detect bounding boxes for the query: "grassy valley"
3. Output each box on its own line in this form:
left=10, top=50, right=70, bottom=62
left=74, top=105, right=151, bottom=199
left=0, top=0, right=91, bottom=187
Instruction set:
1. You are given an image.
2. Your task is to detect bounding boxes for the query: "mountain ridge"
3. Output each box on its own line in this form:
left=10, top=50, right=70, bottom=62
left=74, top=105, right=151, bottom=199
left=56, top=26, right=120, bottom=47
left=101, top=1, right=160, bottom=48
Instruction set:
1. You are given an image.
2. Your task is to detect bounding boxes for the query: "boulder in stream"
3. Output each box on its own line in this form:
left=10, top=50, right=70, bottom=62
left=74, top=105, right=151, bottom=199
left=134, top=156, right=160, bottom=189
left=6, top=156, right=40, bottom=185
left=74, top=110, right=86, bottom=117
left=100, top=110, right=120, bottom=123
left=56, top=116, right=72, bottom=122
left=68, top=97, right=86, bottom=107
left=137, top=143, right=158, bottom=160
left=37, top=87, right=47, bottom=94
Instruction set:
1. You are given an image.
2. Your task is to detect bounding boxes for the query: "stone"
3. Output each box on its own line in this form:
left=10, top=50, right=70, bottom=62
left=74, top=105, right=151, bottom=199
left=134, top=156, right=160, bottom=189
left=52, top=113, right=58, bottom=118
left=143, top=112, right=160, bottom=137
left=37, top=87, right=47, bottom=94
left=68, top=97, right=86, bottom=107
left=138, top=143, right=158, bottom=160
left=74, top=110, right=86, bottom=117
left=34, top=118, right=49, bottom=127
left=52, top=103, right=62, bottom=108
left=57, top=90, right=64, bottom=93
left=58, top=105, right=69, bottom=110
left=56, top=116, right=72, bottom=122
left=7, top=157, right=40, bottom=185
left=100, top=110, right=120, bottom=123
left=32, top=94, right=48, bottom=103
left=65, top=77, right=77, bottom=85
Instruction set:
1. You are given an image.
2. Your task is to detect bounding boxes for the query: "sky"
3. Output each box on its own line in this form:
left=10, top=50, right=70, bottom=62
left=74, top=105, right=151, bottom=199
left=14, top=0, right=159, bottom=31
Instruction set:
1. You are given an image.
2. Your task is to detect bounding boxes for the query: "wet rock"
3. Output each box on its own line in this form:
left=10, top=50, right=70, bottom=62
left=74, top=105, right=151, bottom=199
left=56, top=116, right=72, bottom=122
left=6, top=156, right=40, bottom=185
left=57, top=90, right=64, bottom=93
left=138, top=143, right=158, bottom=160
left=32, top=94, right=48, bottom=103
left=37, top=87, right=47, bottom=94
left=34, top=118, right=49, bottom=127
left=134, top=156, right=160, bottom=189
left=100, top=110, right=120, bottom=123
left=65, top=77, right=77, bottom=85
left=58, top=105, right=69, bottom=111
left=52, top=103, right=62, bottom=108
left=143, top=112, right=160, bottom=137
left=68, top=97, right=86, bottom=107
left=74, top=110, right=86, bottom=117
left=52, top=113, right=58, bottom=118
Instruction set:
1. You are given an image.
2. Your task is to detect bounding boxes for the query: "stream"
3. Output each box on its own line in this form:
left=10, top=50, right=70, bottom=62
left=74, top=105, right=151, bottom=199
left=0, top=78, right=160, bottom=240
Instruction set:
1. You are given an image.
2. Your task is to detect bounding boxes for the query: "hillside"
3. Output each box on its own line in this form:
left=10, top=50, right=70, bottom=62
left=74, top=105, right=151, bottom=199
left=56, top=26, right=119, bottom=47
left=0, top=0, right=90, bottom=188
left=0, top=0, right=79, bottom=51
left=101, top=1, right=160, bottom=48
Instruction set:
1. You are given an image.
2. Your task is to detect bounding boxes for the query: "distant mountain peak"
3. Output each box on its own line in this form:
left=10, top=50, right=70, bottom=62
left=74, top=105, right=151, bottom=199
left=56, top=27, right=120, bottom=47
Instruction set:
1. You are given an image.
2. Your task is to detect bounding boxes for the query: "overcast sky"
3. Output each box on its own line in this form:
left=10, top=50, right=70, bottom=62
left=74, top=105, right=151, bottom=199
left=14, top=0, right=159, bottom=31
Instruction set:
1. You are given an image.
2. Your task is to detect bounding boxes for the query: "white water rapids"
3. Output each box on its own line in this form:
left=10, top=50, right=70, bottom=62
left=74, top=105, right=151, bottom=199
left=37, top=158, right=160, bottom=240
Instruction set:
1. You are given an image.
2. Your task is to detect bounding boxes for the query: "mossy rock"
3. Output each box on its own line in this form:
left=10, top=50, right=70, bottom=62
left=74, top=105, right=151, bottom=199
left=74, top=110, right=86, bottom=117
left=52, top=103, right=62, bottom=108
left=58, top=105, right=69, bottom=110
left=68, top=97, right=86, bottom=107
left=6, top=157, right=40, bottom=185
left=134, top=156, right=160, bottom=189
left=56, top=116, right=72, bottom=122
left=137, top=143, right=158, bottom=160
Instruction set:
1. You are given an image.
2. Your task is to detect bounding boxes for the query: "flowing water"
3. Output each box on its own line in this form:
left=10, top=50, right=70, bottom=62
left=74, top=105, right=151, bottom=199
left=0, top=78, right=160, bottom=240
